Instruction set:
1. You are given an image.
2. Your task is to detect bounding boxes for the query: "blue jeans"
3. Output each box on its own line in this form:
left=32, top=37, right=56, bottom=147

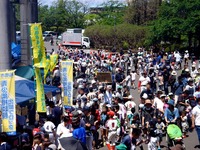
left=196, top=126, right=200, bottom=143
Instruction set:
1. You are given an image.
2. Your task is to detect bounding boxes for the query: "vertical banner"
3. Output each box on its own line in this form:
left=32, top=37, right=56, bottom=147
left=44, top=59, right=50, bottom=84
left=61, top=61, right=73, bottom=106
left=50, top=54, right=58, bottom=72
left=30, top=23, right=46, bottom=67
left=35, top=67, right=46, bottom=112
left=0, top=71, right=16, bottom=135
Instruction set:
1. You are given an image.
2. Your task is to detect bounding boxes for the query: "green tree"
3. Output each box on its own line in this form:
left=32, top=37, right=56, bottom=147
left=148, top=0, right=200, bottom=50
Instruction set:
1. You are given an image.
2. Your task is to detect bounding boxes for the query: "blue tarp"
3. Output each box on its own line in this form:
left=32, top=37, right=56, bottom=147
left=11, top=43, right=21, bottom=59
left=15, top=76, right=60, bottom=106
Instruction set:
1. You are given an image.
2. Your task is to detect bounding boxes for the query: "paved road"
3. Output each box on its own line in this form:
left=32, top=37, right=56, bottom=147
left=44, top=42, right=200, bottom=149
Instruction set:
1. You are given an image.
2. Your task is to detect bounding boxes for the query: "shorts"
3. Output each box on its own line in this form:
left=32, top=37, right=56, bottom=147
left=108, top=131, right=117, bottom=144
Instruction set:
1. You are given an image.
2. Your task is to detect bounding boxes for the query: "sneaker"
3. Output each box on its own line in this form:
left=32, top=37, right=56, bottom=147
left=157, top=148, right=161, bottom=150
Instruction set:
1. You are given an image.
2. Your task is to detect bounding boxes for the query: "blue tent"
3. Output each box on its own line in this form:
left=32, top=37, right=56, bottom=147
left=15, top=76, right=60, bottom=106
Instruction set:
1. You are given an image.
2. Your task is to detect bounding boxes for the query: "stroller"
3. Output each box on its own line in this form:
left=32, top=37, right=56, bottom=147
left=166, top=124, right=186, bottom=150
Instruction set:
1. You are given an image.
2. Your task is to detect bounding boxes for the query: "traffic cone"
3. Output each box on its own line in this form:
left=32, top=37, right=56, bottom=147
left=110, top=143, right=116, bottom=150
left=106, top=142, right=111, bottom=150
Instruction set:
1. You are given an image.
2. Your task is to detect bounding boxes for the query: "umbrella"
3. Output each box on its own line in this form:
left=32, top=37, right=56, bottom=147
left=59, top=136, right=88, bottom=150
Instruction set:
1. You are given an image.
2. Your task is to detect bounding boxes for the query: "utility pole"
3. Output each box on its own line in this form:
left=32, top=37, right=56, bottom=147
left=0, top=0, right=11, bottom=70
left=20, top=0, right=32, bottom=65
left=20, top=0, right=38, bottom=65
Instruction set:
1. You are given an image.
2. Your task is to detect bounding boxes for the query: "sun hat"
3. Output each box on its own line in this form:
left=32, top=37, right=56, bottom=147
left=171, top=70, right=177, bottom=76
left=160, top=94, right=166, bottom=98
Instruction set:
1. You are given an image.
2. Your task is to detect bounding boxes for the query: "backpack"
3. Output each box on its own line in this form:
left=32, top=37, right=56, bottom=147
left=167, top=124, right=182, bottom=140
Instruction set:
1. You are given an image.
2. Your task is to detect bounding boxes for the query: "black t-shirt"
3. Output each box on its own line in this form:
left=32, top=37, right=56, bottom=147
left=142, top=107, right=156, bottom=123
left=83, top=114, right=95, bottom=131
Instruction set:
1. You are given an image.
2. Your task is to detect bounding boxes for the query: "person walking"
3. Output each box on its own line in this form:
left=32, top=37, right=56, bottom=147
left=192, top=98, right=200, bottom=146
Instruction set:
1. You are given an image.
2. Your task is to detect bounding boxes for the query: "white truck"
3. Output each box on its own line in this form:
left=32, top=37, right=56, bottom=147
left=61, top=29, right=90, bottom=49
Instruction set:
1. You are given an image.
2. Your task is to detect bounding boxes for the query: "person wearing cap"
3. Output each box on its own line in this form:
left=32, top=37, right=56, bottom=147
left=105, top=111, right=118, bottom=150
left=141, top=99, right=157, bottom=128
left=164, top=99, right=179, bottom=124
left=192, top=98, right=200, bottom=145
left=71, top=111, right=86, bottom=144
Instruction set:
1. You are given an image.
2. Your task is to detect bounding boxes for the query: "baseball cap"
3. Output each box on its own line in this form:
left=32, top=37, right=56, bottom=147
left=107, top=111, right=115, bottom=117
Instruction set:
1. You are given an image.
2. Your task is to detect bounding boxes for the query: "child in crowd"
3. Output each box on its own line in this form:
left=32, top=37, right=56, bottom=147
left=155, top=116, right=165, bottom=150
left=180, top=111, right=189, bottom=137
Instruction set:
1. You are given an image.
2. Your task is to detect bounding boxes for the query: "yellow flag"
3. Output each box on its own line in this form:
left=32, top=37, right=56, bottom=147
left=0, top=71, right=16, bottom=135
left=30, top=23, right=46, bottom=67
left=50, top=54, right=58, bottom=72
left=44, top=59, right=51, bottom=83
left=35, top=67, right=46, bottom=112
left=60, top=61, right=73, bottom=106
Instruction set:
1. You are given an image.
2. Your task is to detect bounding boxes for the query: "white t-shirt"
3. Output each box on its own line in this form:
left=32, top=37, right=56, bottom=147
left=125, top=101, right=136, bottom=115
left=56, top=122, right=70, bottom=138
left=125, top=75, right=131, bottom=87
left=175, top=53, right=181, bottom=62
left=130, top=72, right=137, bottom=81
left=43, top=121, right=56, bottom=133
left=105, top=119, right=118, bottom=131
left=192, top=105, right=200, bottom=126
left=153, top=97, right=164, bottom=112
left=139, top=76, right=150, bottom=86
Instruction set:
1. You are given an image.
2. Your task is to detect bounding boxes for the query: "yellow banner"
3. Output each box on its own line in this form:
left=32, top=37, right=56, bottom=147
left=44, top=59, right=51, bottom=83
left=50, top=54, right=58, bottom=72
left=0, top=71, right=16, bottom=135
left=61, top=61, right=73, bottom=106
left=30, top=23, right=46, bottom=67
left=35, top=67, right=46, bottom=112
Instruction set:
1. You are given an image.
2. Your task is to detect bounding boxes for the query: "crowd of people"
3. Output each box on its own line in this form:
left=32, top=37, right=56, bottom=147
left=1, top=47, right=200, bottom=150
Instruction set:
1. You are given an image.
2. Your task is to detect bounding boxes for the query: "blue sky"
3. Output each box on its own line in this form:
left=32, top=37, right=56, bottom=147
left=40, top=0, right=126, bottom=7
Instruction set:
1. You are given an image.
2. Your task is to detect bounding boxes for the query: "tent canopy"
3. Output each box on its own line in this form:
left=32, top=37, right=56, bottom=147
left=15, top=76, right=60, bottom=106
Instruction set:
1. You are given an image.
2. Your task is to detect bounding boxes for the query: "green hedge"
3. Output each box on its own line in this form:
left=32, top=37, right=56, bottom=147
left=84, top=23, right=148, bottom=49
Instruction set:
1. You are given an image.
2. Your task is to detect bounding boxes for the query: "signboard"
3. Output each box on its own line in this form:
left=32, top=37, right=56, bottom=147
left=97, top=72, right=112, bottom=83
left=0, top=70, right=16, bottom=135
left=60, top=61, right=73, bottom=106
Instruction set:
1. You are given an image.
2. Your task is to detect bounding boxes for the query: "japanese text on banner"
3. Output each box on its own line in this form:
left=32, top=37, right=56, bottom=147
left=30, top=23, right=46, bottom=67
left=0, top=71, right=16, bottom=135
left=61, top=61, right=73, bottom=106
left=35, top=67, right=46, bottom=112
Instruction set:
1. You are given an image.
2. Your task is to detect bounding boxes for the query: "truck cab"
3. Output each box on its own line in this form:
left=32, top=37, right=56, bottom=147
left=82, top=37, right=90, bottom=49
